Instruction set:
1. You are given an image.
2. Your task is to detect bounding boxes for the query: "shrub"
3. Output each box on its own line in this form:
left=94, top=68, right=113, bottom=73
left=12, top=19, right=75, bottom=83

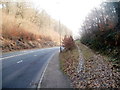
left=62, top=35, right=75, bottom=51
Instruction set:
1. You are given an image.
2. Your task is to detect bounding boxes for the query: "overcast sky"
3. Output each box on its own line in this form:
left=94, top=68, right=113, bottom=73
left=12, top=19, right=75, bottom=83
left=29, top=0, right=104, bottom=38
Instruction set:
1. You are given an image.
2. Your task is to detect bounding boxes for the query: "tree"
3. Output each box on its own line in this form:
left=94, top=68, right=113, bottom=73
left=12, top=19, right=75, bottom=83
left=80, top=1, right=120, bottom=48
left=62, top=35, right=75, bottom=51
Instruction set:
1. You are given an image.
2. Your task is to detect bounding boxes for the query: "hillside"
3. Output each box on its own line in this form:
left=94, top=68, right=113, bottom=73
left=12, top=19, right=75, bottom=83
left=0, top=2, right=72, bottom=52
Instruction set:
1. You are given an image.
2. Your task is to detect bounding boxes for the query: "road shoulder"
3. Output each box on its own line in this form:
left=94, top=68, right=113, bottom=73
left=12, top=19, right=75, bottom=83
left=40, top=51, right=72, bottom=88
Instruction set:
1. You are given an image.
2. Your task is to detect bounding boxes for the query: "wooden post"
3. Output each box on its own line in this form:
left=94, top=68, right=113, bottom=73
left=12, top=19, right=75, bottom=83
left=59, top=20, right=62, bottom=52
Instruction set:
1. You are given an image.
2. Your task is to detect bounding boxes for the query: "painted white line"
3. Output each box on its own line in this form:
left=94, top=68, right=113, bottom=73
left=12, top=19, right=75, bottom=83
left=37, top=51, right=57, bottom=89
left=1, top=52, right=32, bottom=60
left=34, top=55, right=37, bottom=56
left=1, top=47, right=59, bottom=60
left=17, top=60, right=23, bottom=64
left=1, top=51, right=40, bottom=60
left=22, top=51, right=26, bottom=52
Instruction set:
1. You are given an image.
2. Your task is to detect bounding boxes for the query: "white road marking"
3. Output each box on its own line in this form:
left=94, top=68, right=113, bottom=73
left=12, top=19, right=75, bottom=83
left=1, top=51, right=38, bottom=60
left=34, top=55, right=37, bottom=56
left=1, top=47, right=59, bottom=60
left=17, top=60, right=23, bottom=64
left=37, top=51, right=57, bottom=89
left=22, top=51, right=26, bottom=52
left=1, top=52, right=32, bottom=60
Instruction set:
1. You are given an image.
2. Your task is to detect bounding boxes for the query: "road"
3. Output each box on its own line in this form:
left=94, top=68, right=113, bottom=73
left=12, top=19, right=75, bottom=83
left=1, top=47, right=59, bottom=88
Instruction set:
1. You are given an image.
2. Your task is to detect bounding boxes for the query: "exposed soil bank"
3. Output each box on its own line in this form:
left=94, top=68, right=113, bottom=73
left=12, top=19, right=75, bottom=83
left=1, top=37, right=57, bottom=52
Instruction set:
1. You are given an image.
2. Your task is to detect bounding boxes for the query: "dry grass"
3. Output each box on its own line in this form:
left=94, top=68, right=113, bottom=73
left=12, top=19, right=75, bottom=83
left=2, top=12, right=40, bottom=40
left=1, top=12, right=61, bottom=52
left=77, top=43, right=94, bottom=60
left=1, top=12, right=60, bottom=43
left=60, top=48, right=79, bottom=75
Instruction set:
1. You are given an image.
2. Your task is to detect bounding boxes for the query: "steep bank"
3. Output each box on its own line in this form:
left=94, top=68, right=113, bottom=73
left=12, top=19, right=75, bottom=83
left=0, top=2, right=72, bottom=52
left=1, top=36, right=57, bottom=52
left=1, top=13, right=58, bottom=52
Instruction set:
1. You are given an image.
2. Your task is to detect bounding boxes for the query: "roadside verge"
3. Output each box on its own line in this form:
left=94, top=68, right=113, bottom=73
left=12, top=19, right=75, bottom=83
left=37, top=51, right=72, bottom=88
left=60, top=42, right=120, bottom=88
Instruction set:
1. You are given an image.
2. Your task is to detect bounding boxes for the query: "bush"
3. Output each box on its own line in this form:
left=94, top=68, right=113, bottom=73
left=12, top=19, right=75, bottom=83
left=62, top=35, right=75, bottom=51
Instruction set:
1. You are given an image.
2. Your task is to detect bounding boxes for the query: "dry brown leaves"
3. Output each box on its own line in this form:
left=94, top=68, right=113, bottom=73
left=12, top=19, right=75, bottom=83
left=60, top=48, right=120, bottom=88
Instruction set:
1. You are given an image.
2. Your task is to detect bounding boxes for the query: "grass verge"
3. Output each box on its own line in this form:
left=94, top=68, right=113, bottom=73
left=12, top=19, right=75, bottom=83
left=59, top=47, right=79, bottom=76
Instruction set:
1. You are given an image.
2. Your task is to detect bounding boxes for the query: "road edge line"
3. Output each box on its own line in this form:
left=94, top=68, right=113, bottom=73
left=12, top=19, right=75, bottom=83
left=1, top=47, right=57, bottom=60
left=0, top=51, right=36, bottom=60
left=37, top=51, right=58, bottom=89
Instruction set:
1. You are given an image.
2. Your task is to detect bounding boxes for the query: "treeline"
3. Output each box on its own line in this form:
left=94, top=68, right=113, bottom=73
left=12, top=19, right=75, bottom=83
left=80, top=2, right=120, bottom=70
left=1, top=1, right=72, bottom=44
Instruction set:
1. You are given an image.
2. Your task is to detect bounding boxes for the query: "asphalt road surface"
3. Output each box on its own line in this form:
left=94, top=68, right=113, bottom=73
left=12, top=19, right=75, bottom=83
left=1, top=47, right=59, bottom=88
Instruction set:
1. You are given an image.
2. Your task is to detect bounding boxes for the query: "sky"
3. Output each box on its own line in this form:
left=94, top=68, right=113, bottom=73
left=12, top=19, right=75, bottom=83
left=29, top=0, right=104, bottom=38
